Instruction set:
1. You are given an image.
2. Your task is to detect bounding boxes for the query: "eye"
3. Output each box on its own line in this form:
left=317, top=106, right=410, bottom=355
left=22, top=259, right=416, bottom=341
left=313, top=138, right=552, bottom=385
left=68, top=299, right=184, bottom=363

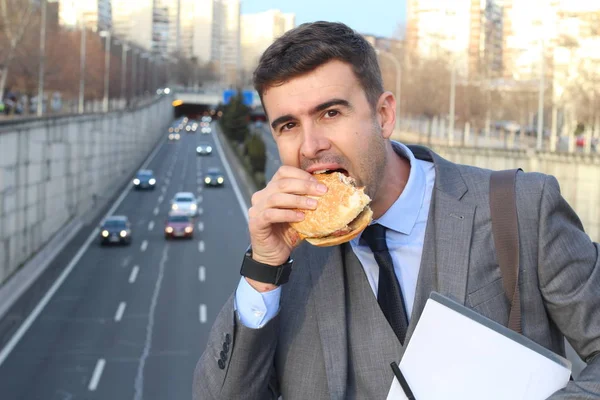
left=281, top=122, right=296, bottom=132
left=324, top=110, right=339, bottom=118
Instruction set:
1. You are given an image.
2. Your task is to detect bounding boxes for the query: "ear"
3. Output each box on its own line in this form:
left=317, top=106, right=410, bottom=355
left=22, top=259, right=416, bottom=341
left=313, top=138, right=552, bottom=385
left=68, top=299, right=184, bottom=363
left=375, top=91, right=397, bottom=140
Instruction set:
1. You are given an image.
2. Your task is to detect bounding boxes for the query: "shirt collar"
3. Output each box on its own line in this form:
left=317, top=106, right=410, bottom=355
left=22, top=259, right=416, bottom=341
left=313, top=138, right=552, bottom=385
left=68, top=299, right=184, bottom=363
left=355, top=141, right=427, bottom=241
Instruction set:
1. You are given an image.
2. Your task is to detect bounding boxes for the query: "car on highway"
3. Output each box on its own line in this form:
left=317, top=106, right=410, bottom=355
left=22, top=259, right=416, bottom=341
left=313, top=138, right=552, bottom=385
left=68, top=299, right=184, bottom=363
left=204, top=167, right=225, bottom=187
left=99, top=215, right=132, bottom=245
left=164, top=213, right=195, bottom=239
left=196, top=143, right=213, bottom=155
left=168, top=132, right=181, bottom=141
left=170, top=192, right=198, bottom=216
left=133, top=169, right=156, bottom=190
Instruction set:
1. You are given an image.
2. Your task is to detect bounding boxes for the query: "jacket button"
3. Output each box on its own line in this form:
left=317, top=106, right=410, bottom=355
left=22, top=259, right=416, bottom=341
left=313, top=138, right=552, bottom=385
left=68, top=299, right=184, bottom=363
left=220, top=350, right=227, bottom=362
left=225, top=333, right=231, bottom=344
left=223, top=342, right=229, bottom=353
left=218, top=359, right=225, bottom=370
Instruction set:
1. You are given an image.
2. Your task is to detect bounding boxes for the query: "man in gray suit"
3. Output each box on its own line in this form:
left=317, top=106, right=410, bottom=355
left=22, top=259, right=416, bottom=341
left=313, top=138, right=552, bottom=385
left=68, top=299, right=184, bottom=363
left=194, top=21, right=600, bottom=399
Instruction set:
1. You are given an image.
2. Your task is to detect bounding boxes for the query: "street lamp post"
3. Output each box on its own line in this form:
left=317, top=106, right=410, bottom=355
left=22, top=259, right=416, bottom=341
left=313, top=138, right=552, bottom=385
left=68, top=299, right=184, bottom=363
left=449, top=60, right=457, bottom=145
left=130, top=49, right=137, bottom=102
left=78, top=21, right=86, bottom=113
left=537, top=37, right=545, bottom=151
left=99, top=30, right=111, bottom=112
left=377, top=50, right=402, bottom=129
left=37, top=0, right=47, bottom=117
left=119, top=42, right=129, bottom=107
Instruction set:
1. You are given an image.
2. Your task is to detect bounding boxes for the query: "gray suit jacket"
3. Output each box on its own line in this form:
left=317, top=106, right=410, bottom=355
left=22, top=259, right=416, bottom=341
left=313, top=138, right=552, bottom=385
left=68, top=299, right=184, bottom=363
left=194, top=145, right=600, bottom=399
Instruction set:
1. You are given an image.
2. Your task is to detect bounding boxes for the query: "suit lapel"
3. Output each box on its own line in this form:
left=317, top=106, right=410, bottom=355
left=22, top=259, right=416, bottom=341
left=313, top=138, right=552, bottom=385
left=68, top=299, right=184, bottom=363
left=403, top=145, right=476, bottom=346
left=308, top=245, right=348, bottom=400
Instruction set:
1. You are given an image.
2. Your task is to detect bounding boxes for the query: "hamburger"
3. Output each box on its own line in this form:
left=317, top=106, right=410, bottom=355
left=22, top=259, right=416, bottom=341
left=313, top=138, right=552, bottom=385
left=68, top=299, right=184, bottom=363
left=290, top=171, right=373, bottom=247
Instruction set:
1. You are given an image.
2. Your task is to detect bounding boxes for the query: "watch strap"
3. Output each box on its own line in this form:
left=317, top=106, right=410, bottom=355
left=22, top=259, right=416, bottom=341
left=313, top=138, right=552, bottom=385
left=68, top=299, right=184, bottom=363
left=240, top=249, right=293, bottom=286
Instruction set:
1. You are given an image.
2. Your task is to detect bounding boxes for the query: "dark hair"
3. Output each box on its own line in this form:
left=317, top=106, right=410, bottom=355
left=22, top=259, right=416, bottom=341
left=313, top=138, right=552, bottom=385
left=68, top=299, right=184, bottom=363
left=253, top=21, right=384, bottom=110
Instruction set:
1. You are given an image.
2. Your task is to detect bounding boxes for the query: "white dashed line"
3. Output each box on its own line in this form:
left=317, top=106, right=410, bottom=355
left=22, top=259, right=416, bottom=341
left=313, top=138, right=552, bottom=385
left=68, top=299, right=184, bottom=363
left=88, top=359, right=106, bottom=391
left=198, top=221, right=204, bottom=231
left=197, top=178, right=203, bottom=185
left=153, top=207, right=159, bottom=216
left=140, top=240, right=148, bottom=252
left=114, top=302, right=126, bottom=322
left=199, top=266, right=206, bottom=282
left=161, top=186, right=167, bottom=193
left=129, top=266, right=139, bottom=283
left=165, top=178, right=170, bottom=185
left=148, top=221, right=154, bottom=231
left=198, top=240, right=205, bottom=252
left=197, top=186, right=202, bottom=193
left=199, top=304, right=207, bottom=323
left=198, top=207, right=203, bottom=215
left=197, top=195, right=203, bottom=203
left=158, top=195, right=163, bottom=203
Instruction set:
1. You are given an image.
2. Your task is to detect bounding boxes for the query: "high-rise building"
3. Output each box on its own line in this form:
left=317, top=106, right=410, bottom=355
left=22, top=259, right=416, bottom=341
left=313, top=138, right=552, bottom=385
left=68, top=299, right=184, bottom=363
left=405, top=0, right=503, bottom=79
left=112, top=0, right=153, bottom=51
left=502, top=0, right=559, bottom=82
left=240, top=9, right=296, bottom=84
left=58, top=0, right=112, bottom=31
left=212, top=0, right=241, bottom=87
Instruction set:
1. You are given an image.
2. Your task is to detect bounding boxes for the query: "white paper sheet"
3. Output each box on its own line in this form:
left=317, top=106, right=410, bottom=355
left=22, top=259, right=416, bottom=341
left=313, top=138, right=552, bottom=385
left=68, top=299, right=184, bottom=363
left=387, top=292, right=572, bottom=400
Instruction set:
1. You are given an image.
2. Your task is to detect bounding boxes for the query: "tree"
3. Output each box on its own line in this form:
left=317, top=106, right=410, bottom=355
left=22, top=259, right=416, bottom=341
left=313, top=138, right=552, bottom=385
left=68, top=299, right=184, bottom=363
left=220, top=91, right=250, bottom=143
left=245, top=133, right=266, bottom=174
left=0, top=0, right=37, bottom=97
left=170, top=52, right=218, bottom=87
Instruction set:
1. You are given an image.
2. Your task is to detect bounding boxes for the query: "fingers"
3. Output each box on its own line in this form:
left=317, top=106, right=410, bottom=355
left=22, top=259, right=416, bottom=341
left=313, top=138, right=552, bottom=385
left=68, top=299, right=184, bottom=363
left=271, top=165, right=317, bottom=182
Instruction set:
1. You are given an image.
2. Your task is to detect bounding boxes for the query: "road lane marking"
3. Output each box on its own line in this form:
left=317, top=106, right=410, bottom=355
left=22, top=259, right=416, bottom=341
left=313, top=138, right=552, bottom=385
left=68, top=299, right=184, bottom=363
left=133, top=245, right=168, bottom=400
left=198, top=240, right=205, bottom=252
left=197, top=195, right=203, bottom=203
left=197, top=178, right=203, bottom=185
left=129, top=266, right=139, bottom=283
left=161, top=186, right=167, bottom=193
left=197, top=186, right=202, bottom=193
left=199, top=266, right=205, bottom=282
left=199, top=304, right=207, bottom=323
left=198, top=207, right=203, bottom=215
left=148, top=221, right=154, bottom=231
left=210, top=127, right=249, bottom=222
left=140, top=240, right=148, bottom=252
left=114, top=302, right=126, bottom=322
left=88, top=359, right=106, bottom=391
left=153, top=207, right=159, bottom=216
left=198, top=221, right=204, bottom=231
left=165, top=178, right=170, bottom=185
left=158, top=195, right=163, bottom=203
left=0, top=135, right=165, bottom=368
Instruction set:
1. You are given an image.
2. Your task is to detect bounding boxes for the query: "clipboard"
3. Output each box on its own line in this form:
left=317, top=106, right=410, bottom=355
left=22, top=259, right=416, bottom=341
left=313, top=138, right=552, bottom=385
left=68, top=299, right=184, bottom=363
left=387, top=292, right=572, bottom=399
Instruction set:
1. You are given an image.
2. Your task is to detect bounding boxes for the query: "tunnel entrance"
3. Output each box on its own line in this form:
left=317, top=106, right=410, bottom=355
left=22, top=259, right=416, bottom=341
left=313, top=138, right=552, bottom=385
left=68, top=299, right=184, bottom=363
left=172, top=103, right=217, bottom=121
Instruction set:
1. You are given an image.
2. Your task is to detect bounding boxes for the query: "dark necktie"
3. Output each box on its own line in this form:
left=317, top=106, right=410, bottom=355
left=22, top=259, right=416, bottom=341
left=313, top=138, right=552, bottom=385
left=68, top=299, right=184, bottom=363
left=361, top=223, right=409, bottom=345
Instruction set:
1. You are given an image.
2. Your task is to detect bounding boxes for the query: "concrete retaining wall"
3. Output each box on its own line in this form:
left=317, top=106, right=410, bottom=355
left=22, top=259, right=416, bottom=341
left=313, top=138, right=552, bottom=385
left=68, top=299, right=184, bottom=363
left=395, top=133, right=600, bottom=242
left=0, top=97, right=172, bottom=285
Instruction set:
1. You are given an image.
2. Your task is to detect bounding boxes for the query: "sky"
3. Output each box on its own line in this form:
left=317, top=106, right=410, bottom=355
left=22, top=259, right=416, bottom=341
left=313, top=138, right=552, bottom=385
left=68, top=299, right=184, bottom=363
left=240, top=0, right=407, bottom=39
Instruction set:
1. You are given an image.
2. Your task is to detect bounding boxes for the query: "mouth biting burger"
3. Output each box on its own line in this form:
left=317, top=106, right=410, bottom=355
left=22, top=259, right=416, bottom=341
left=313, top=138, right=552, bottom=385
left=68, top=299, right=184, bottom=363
left=290, top=170, right=373, bottom=247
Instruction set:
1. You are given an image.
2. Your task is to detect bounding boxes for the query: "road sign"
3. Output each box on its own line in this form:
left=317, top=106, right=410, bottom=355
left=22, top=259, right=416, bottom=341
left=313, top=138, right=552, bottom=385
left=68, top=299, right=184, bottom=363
left=223, top=89, right=236, bottom=105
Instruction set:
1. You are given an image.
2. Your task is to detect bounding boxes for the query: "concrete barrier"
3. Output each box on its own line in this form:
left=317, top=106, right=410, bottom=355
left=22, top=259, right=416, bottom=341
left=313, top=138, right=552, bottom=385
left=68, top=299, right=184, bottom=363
left=0, top=96, right=173, bottom=286
left=393, top=131, right=600, bottom=242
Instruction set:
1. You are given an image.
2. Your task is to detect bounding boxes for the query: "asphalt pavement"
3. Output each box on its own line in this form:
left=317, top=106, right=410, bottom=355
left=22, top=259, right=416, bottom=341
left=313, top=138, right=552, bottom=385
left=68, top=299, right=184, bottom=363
left=0, top=122, right=251, bottom=399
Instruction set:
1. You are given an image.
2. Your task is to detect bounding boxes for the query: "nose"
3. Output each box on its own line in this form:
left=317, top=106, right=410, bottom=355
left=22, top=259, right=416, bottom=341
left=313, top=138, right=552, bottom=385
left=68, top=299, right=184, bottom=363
left=300, top=124, right=331, bottom=159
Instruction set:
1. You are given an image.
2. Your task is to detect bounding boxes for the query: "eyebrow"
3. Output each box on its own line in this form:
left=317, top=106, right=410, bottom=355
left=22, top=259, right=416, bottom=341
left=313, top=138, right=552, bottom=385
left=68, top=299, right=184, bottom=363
left=270, top=98, right=352, bottom=130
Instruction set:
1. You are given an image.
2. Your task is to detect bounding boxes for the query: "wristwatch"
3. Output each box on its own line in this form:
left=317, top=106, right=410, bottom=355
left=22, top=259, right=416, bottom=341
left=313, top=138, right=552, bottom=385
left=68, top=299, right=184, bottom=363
left=240, top=246, right=294, bottom=286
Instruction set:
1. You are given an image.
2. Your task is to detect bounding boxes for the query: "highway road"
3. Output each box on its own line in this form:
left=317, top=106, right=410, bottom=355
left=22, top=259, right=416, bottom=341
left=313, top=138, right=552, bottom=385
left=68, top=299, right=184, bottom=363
left=0, top=121, right=251, bottom=399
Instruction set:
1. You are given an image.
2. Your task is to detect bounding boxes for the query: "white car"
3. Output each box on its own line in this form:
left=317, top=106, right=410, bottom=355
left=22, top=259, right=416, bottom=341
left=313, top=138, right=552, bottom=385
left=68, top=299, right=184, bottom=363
left=170, top=192, right=198, bottom=216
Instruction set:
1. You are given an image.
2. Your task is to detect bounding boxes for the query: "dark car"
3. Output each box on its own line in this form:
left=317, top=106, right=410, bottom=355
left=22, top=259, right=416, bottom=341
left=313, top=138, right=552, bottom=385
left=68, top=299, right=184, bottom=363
left=133, top=169, right=156, bottom=190
left=164, top=213, right=194, bottom=239
left=204, top=167, right=225, bottom=187
left=196, top=143, right=213, bottom=155
left=100, top=216, right=132, bottom=245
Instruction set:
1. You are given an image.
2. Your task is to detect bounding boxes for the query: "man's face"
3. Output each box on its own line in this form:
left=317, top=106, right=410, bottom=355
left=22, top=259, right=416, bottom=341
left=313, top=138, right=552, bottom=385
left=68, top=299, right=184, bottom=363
left=262, top=60, right=389, bottom=198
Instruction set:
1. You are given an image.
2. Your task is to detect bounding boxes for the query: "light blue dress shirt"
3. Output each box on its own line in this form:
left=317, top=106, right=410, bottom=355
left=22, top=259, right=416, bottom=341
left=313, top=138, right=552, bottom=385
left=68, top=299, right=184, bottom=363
left=234, top=142, right=436, bottom=328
